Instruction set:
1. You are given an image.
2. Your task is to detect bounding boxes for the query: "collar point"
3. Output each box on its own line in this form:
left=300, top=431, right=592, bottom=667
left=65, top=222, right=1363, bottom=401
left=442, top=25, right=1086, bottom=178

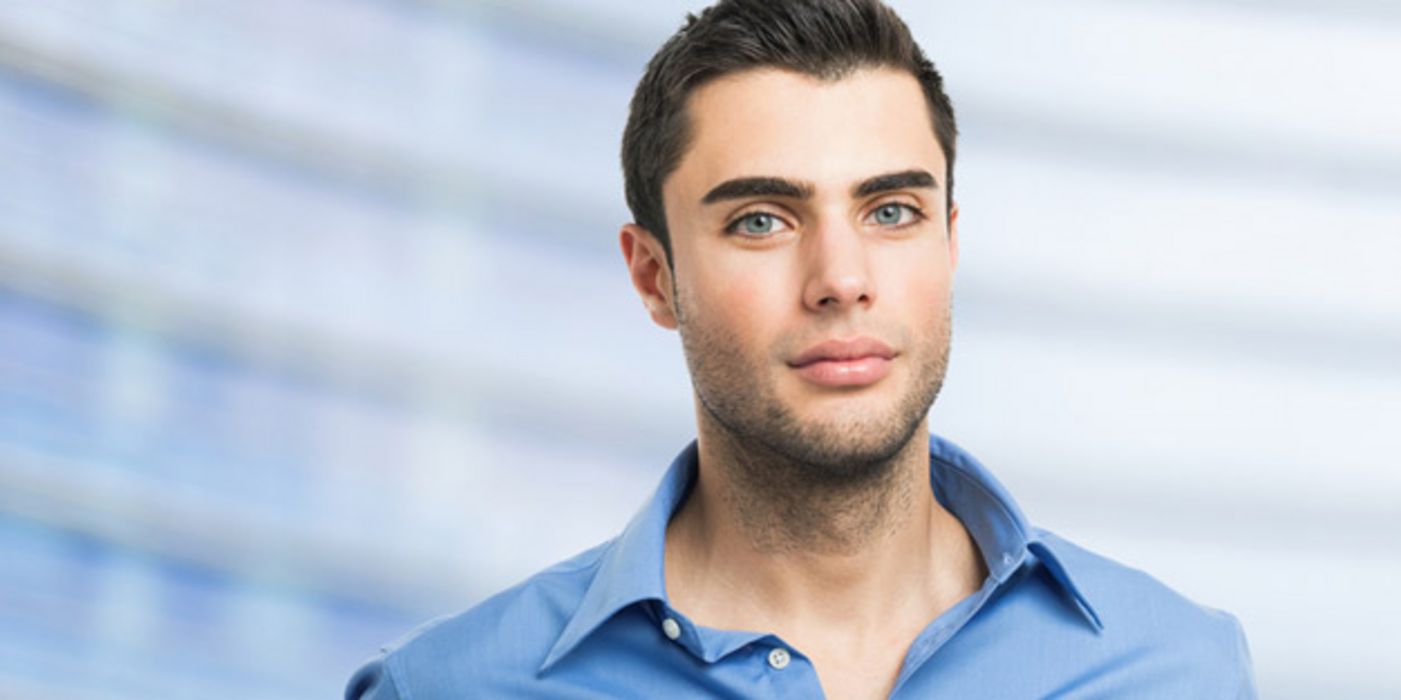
left=537, top=642, right=572, bottom=675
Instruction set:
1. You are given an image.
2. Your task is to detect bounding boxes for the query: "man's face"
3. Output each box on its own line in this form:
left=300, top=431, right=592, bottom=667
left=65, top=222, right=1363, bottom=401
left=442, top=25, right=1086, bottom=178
left=642, top=66, right=958, bottom=473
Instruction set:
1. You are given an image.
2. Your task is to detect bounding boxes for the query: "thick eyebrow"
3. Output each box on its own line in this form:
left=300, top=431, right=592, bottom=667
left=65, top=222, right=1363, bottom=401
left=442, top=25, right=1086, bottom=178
left=699, top=169, right=938, bottom=207
left=851, top=169, right=938, bottom=198
left=700, top=176, right=814, bottom=206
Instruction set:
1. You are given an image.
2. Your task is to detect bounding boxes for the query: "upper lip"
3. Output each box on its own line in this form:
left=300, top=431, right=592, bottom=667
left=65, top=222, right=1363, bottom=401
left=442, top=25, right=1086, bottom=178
left=788, top=336, right=896, bottom=367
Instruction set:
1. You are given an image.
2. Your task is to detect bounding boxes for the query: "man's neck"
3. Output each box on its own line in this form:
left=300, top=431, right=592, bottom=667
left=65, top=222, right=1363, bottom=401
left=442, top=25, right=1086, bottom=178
left=663, top=416, right=986, bottom=643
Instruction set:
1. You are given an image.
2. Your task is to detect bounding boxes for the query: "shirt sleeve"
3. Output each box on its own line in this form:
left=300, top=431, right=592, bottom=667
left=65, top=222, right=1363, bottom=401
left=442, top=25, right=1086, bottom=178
left=344, top=653, right=405, bottom=700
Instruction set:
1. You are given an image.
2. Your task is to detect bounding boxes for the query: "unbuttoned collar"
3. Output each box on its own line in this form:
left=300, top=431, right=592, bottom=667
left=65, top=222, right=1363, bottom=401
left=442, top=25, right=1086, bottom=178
left=540, top=434, right=1102, bottom=672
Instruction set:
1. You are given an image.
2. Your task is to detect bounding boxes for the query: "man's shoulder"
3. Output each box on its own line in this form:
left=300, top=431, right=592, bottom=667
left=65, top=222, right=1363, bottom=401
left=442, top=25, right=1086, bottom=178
left=1032, top=526, right=1239, bottom=629
left=1030, top=527, right=1256, bottom=695
left=343, top=540, right=614, bottom=700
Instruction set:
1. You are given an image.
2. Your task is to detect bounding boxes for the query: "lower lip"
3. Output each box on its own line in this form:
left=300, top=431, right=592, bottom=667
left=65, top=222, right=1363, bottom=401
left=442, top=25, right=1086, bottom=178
left=792, top=356, right=892, bottom=387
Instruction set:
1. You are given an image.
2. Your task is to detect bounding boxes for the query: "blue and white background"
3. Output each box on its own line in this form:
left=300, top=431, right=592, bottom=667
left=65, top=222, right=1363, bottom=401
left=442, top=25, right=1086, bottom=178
left=1, top=1, right=1398, bottom=698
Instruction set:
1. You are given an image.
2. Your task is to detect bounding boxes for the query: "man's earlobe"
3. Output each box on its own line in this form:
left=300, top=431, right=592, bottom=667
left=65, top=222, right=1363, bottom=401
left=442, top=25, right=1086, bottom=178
left=620, top=224, right=679, bottom=330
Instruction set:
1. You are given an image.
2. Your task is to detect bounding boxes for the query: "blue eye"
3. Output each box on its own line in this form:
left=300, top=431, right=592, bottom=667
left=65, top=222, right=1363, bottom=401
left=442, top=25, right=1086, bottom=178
left=743, top=214, right=775, bottom=233
left=727, top=212, right=788, bottom=237
left=869, top=203, right=920, bottom=227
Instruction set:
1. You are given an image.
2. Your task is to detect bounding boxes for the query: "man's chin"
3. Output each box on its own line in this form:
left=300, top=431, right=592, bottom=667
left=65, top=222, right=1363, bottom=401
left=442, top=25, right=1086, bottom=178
left=769, top=415, right=923, bottom=471
left=785, top=395, right=921, bottom=441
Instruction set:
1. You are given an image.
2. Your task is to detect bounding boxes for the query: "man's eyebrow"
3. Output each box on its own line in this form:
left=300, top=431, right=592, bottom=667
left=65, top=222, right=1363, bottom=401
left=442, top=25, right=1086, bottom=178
left=852, top=169, right=939, bottom=198
left=701, top=177, right=814, bottom=205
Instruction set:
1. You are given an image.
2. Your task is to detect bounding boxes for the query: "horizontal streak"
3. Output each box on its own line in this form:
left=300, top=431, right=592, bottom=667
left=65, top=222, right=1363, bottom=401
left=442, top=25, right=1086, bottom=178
left=957, top=280, right=1401, bottom=375
left=0, top=4, right=1398, bottom=246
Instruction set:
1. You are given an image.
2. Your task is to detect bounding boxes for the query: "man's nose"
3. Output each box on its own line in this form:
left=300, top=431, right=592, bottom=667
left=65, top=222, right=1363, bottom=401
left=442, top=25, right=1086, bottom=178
left=801, top=220, right=874, bottom=313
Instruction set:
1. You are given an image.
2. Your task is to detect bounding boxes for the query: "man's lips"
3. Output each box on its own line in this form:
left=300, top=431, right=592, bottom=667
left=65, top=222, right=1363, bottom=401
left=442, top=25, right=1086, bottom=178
left=788, top=337, right=896, bottom=387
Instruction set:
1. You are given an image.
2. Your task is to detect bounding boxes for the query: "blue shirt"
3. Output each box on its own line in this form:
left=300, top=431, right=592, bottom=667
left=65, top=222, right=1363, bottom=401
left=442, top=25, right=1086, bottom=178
left=346, top=434, right=1257, bottom=698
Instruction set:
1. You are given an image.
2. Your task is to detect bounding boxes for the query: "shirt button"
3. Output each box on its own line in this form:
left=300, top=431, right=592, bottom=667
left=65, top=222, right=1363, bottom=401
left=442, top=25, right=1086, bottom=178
left=661, top=617, right=681, bottom=641
left=767, top=647, right=791, bottom=670
left=1001, top=552, right=1015, bottom=567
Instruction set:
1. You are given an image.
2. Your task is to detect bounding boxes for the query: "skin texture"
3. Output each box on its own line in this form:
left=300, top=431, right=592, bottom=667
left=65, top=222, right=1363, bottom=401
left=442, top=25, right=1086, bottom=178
left=621, top=67, right=985, bottom=700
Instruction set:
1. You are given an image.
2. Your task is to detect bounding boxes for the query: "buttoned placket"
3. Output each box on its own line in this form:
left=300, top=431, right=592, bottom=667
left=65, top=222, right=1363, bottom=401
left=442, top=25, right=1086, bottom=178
left=654, top=608, right=825, bottom=697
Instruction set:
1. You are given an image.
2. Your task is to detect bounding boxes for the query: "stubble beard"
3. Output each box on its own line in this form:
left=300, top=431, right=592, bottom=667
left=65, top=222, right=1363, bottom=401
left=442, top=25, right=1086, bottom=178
left=673, top=282, right=952, bottom=552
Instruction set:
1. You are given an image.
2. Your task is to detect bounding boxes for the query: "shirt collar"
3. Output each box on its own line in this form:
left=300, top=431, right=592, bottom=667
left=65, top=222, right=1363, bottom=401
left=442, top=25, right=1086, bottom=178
left=540, top=435, right=1101, bottom=672
left=540, top=442, right=697, bottom=672
left=927, top=435, right=1104, bottom=632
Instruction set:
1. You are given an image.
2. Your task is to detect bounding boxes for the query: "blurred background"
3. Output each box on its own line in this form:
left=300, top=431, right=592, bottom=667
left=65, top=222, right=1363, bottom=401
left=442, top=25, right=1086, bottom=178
left=1, top=0, right=1398, bottom=698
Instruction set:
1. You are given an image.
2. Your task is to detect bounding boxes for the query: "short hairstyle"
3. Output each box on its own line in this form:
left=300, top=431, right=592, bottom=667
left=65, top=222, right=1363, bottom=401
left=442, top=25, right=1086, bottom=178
left=621, top=0, right=958, bottom=260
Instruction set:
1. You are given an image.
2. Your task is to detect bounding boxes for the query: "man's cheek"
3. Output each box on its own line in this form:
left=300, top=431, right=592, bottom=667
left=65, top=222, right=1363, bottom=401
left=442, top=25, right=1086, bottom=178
left=891, top=256, right=951, bottom=304
left=718, top=279, right=778, bottom=336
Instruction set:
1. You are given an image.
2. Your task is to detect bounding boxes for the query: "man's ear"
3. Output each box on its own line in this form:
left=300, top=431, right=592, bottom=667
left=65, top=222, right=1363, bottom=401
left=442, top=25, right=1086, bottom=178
left=947, top=201, right=960, bottom=274
left=620, top=223, right=678, bottom=330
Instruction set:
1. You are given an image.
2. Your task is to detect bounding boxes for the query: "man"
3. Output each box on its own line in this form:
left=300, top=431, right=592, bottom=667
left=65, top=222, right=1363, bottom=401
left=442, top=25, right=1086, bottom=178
left=346, top=1, right=1257, bottom=697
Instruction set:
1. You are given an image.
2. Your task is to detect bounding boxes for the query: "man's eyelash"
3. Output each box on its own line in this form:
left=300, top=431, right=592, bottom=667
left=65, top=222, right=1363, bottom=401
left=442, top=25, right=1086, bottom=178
left=723, top=202, right=926, bottom=234
left=867, top=202, right=928, bottom=226
left=881, top=202, right=925, bottom=217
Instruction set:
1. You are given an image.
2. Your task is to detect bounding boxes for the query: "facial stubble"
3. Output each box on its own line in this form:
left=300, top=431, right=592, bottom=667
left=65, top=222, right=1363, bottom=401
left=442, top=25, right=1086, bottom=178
left=673, top=281, right=953, bottom=553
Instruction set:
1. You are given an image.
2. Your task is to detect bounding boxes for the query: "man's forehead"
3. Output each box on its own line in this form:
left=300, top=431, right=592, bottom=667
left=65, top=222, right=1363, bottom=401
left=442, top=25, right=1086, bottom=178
left=670, top=66, right=945, bottom=203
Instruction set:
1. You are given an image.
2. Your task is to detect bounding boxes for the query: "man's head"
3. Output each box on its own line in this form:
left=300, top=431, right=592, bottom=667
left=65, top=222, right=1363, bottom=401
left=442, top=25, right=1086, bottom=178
left=621, top=0, right=958, bottom=477
left=621, top=0, right=957, bottom=261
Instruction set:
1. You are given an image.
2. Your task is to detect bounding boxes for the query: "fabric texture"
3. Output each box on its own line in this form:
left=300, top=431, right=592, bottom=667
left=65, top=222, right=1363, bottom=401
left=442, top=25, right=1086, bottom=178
left=345, top=434, right=1257, bottom=699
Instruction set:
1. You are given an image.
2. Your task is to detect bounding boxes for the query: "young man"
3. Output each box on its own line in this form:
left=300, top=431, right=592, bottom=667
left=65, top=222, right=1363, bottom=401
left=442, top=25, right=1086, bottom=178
left=347, top=1, right=1257, bottom=697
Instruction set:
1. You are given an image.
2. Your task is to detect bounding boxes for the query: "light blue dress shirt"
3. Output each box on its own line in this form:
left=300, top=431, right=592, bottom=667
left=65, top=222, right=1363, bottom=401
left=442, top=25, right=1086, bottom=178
left=346, top=434, right=1256, bottom=698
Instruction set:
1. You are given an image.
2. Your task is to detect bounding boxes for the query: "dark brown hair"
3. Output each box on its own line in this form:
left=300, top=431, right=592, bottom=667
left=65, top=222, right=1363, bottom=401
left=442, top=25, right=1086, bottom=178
left=621, top=0, right=957, bottom=259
